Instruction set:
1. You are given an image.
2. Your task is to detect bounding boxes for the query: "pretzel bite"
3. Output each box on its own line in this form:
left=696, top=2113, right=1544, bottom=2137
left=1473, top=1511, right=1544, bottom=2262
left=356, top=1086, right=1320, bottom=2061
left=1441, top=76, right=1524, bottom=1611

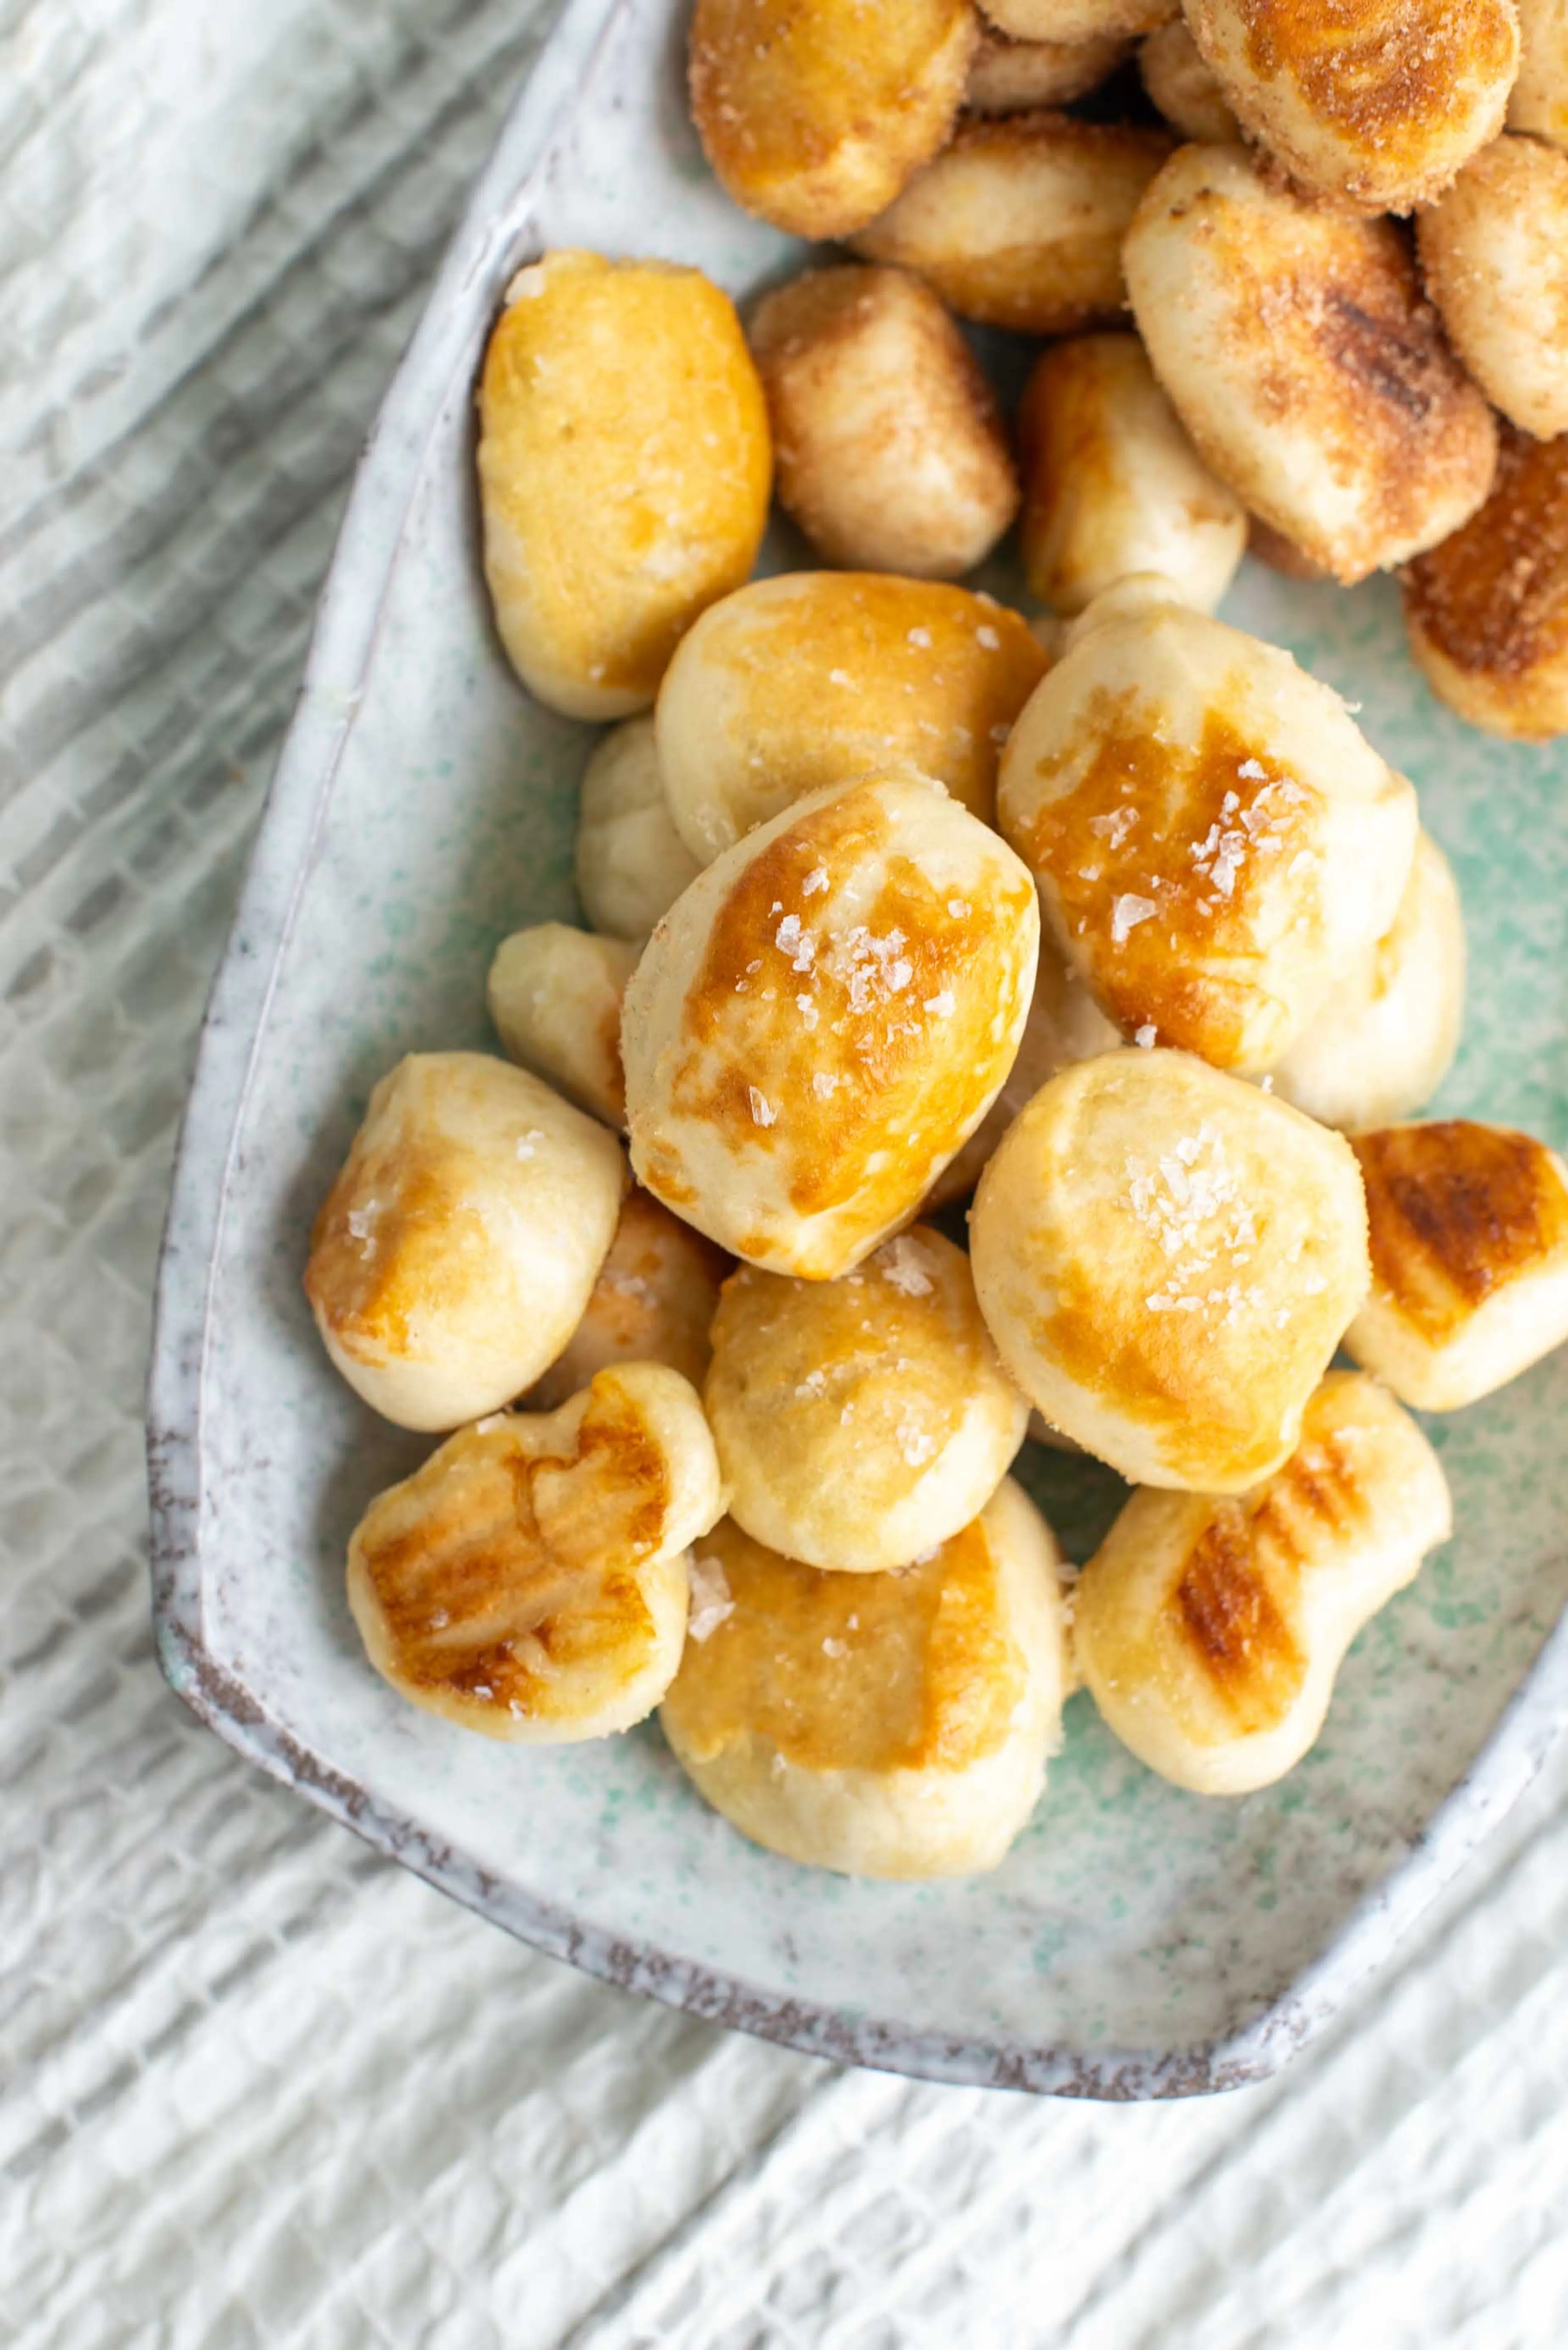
left=1344, top=1121, right=1568, bottom=1409
left=1124, top=147, right=1498, bottom=584
left=1403, top=425, right=1568, bottom=741
left=1185, top=0, right=1516, bottom=214
left=1074, top=1371, right=1451, bottom=1795
left=347, top=1364, right=724, bottom=1742
left=575, top=718, right=701, bottom=943
left=656, top=573, right=1047, bottom=861
left=305, top=1053, right=625, bottom=1431
left=477, top=252, right=770, bottom=719
left=926, top=927, right=1123, bottom=1206
left=1510, top=0, right=1568, bottom=148
left=659, top=1480, right=1069, bottom=1877
left=997, top=585, right=1418, bottom=1072
left=978, top=0, right=1174, bottom=41
left=1018, top=333, right=1247, bottom=617
left=1247, top=517, right=1332, bottom=582
left=623, top=774, right=1040, bottom=1278
left=530, top=1188, right=732, bottom=1410
left=688, top=0, right=976, bottom=240
left=1417, top=138, right=1568, bottom=443
left=749, top=266, right=1020, bottom=581
left=969, top=1049, right=1371, bottom=1490
left=487, top=925, right=637, bottom=1129
left=1138, top=20, right=1238, bottom=140
left=966, top=24, right=1130, bottom=112
left=706, top=1226, right=1027, bottom=1571
left=850, top=114, right=1172, bottom=337
left=1269, top=832, right=1465, bottom=1132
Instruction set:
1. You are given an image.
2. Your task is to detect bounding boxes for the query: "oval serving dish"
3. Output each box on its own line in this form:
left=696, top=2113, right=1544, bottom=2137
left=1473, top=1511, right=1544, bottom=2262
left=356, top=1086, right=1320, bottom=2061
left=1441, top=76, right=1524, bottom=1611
left=147, top=0, right=1568, bottom=2098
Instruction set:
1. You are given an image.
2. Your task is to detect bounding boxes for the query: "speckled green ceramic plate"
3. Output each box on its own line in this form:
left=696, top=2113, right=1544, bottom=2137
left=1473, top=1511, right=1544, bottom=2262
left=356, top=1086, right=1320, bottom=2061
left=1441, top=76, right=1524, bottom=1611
left=147, top=0, right=1568, bottom=2097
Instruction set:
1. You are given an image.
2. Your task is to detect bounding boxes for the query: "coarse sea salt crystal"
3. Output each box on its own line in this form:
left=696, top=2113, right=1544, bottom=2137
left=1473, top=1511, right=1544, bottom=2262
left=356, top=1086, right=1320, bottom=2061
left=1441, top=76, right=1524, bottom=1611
left=822, top=1636, right=849, bottom=1659
left=976, top=624, right=1000, bottom=650
left=802, top=865, right=830, bottom=896
left=1111, top=893, right=1157, bottom=944
left=687, top=1555, right=735, bottom=1643
left=924, top=989, right=956, bottom=1018
left=1135, top=1023, right=1157, bottom=1048
left=907, top=626, right=932, bottom=649
left=748, top=1087, right=776, bottom=1128
left=880, top=1234, right=934, bottom=1296
left=948, top=899, right=970, bottom=919
left=813, top=1072, right=838, bottom=1098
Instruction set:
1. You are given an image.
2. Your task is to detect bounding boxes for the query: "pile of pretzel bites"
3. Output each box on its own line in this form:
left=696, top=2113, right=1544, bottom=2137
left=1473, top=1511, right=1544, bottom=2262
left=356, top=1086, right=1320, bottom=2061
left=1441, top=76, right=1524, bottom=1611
left=303, top=0, right=1568, bottom=1880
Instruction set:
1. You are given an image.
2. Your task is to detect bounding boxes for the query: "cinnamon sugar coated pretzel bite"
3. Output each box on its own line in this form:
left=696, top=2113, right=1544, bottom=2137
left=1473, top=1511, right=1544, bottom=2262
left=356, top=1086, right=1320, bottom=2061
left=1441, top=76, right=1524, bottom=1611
left=1269, top=832, right=1466, bottom=1132
left=1417, top=137, right=1568, bottom=442
left=705, top=1226, right=1028, bottom=1572
left=1017, top=333, right=1247, bottom=616
left=1138, top=19, right=1238, bottom=140
left=659, top=1480, right=1070, bottom=1877
left=688, top=0, right=976, bottom=239
left=305, top=1053, right=625, bottom=1431
left=1183, top=0, right=1517, bottom=213
left=655, top=573, right=1047, bottom=861
left=968, top=1050, right=1371, bottom=1491
left=1344, top=1122, right=1568, bottom=1409
left=487, top=925, right=637, bottom=1128
left=347, top=1364, right=724, bottom=1742
left=1403, top=426, right=1568, bottom=740
left=621, top=774, right=1040, bottom=1278
left=996, top=583, right=1419, bottom=1072
left=966, top=24, right=1130, bottom=112
left=477, top=252, right=770, bottom=718
left=575, top=718, right=701, bottom=943
left=1074, top=1372, right=1451, bottom=1794
left=1509, top=0, right=1568, bottom=146
left=530, top=1188, right=731, bottom=1410
left=850, top=113, right=1172, bottom=337
left=748, top=266, right=1020, bottom=581
left=1124, top=147, right=1498, bottom=584
left=977, top=0, right=1173, bottom=41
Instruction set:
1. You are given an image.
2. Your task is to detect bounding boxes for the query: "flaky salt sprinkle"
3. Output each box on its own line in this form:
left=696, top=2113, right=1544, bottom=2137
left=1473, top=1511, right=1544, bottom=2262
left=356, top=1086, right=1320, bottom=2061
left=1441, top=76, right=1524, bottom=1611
left=687, top=1554, right=735, bottom=1643
left=907, top=626, right=932, bottom=649
left=822, top=1636, right=849, bottom=1659
left=1135, top=1023, right=1157, bottom=1048
left=880, top=1234, right=934, bottom=1296
left=802, top=865, right=830, bottom=896
left=947, top=898, right=970, bottom=919
left=346, top=1202, right=381, bottom=1259
left=1111, top=893, right=1157, bottom=944
left=812, top=1072, right=838, bottom=1099
left=829, top=667, right=853, bottom=687
left=748, top=1087, right=776, bottom=1128
left=976, top=624, right=1000, bottom=650
left=923, top=988, right=956, bottom=1018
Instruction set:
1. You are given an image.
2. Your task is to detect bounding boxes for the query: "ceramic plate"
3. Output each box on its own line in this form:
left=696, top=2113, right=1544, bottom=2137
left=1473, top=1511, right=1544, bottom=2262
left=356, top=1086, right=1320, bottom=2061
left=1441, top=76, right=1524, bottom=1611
left=146, top=0, right=1568, bottom=2097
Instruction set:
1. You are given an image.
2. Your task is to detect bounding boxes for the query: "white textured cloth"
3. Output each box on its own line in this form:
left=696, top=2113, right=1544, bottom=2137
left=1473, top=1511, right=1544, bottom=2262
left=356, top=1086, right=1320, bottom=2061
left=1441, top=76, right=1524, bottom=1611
left=4, top=5, right=1568, bottom=2344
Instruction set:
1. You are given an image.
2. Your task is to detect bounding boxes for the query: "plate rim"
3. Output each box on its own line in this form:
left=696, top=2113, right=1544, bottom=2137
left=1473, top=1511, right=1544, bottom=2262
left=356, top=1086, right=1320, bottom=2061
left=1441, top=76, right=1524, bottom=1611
left=144, top=0, right=1568, bottom=2100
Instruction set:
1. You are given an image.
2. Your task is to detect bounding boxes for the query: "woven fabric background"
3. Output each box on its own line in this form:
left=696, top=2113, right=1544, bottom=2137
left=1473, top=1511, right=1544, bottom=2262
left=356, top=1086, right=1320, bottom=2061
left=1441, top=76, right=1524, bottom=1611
left=4, top=4, right=1568, bottom=2343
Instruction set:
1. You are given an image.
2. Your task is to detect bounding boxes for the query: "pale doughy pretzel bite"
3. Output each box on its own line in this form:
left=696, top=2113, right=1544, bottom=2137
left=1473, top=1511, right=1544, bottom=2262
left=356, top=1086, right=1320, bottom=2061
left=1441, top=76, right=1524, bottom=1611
left=1074, top=1372, right=1451, bottom=1794
left=1344, top=1121, right=1568, bottom=1409
left=575, top=718, right=701, bottom=944
left=1017, top=332, right=1247, bottom=616
left=1403, top=425, right=1568, bottom=741
left=1124, top=147, right=1498, bottom=584
left=1138, top=20, right=1238, bottom=140
left=1184, top=0, right=1517, bottom=213
left=1417, top=137, right=1568, bottom=443
left=749, top=265, right=1020, bottom=581
left=966, top=23, right=1130, bottom=112
left=705, top=1226, right=1028, bottom=1571
left=487, top=925, right=637, bottom=1129
left=305, top=1052, right=625, bottom=1432
left=1268, top=832, right=1466, bottom=1133
left=688, top=0, right=976, bottom=239
left=659, top=1480, right=1070, bottom=1877
left=850, top=112, right=1173, bottom=337
left=347, top=1364, right=724, bottom=1742
left=655, top=572, right=1047, bottom=861
left=530, top=1187, right=732, bottom=1410
left=969, top=1048, right=1371, bottom=1491
left=996, top=583, right=1418, bottom=1072
left=622, top=774, right=1040, bottom=1279
left=478, top=252, right=769, bottom=718
left=1509, top=0, right=1568, bottom=148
